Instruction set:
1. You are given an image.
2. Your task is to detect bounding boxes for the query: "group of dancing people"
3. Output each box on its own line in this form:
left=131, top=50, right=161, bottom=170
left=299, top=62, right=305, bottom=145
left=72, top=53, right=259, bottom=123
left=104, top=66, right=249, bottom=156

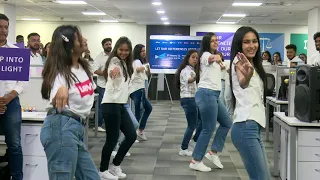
left=39, top=24, right=270, bottom=180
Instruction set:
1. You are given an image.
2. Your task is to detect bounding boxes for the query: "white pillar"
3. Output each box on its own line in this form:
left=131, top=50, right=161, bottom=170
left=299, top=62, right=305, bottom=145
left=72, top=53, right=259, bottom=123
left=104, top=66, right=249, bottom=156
left=0, top=4, right=16, bottom=43
left=308, top=8, right=320, bottom=64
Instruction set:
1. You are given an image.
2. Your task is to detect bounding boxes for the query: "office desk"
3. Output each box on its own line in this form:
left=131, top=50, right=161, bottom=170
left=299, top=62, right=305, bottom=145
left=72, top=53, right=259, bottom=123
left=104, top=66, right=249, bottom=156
left=265, top=96, right=288, bottom=141
left=21, top=112, right=91, bottom=180
left=273, top=112, right=320, bottom=180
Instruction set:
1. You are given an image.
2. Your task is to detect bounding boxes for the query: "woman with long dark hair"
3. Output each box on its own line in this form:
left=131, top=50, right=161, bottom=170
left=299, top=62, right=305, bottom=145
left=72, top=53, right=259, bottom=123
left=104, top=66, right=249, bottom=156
left=230, top=26, right=270, bottom=179
left=189, top=33, right=232, bottom=172
left=129, top=44, right=152, bottom=141
left=174, top=49, right=200, bottom=156
left=99, top=37, right=137, bottom=179
left=273, top=52, right=282, bottom=65
left=262, top=50, right=272, bottom=65
left=40, top=25, right=100, bottom=179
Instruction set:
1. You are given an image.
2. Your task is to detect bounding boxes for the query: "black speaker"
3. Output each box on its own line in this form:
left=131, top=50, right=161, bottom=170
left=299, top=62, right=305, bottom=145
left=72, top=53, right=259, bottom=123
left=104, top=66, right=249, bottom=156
left=294, top=65, right=320, bottom=122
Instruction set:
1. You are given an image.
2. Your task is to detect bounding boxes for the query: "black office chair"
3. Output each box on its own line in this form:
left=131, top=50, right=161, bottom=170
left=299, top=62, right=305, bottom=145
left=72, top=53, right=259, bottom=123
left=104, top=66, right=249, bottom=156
left=265, top=73, right=275, bottom=96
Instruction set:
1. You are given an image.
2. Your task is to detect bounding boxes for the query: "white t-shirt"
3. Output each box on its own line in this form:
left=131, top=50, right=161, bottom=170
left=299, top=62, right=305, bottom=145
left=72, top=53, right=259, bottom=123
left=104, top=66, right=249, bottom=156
left=130, top=59, right=147, bottom=93
left=262, top=60, right=272, bottom=66
left=220, top=61, right=229, bottom=80
left=231, top=57, right=265, bottom=128
left=92, top=52, right=109, bottom=88
left=48, top=65, right=96, bottom=119
left=197, top=52, right=221, bottom=91
left=30, top=52, right=43, bottom=65
left=102, top=57, right=131, bottom=104
left=311, top=52, right=320, bottom=66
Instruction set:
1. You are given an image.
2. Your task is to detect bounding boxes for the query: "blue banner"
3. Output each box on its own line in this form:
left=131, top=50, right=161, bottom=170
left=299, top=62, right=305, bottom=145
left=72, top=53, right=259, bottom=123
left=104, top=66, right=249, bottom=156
left=149, top=35, right=202, bottom=73
left=259, top=33, right=284, bottom=61
left=196, top=32, right=234, bottom=60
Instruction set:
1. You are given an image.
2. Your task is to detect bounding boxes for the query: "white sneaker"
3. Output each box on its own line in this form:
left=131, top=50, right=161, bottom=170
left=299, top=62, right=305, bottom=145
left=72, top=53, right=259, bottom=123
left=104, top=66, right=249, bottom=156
left=135, top=140, right=139, bottom=143
left=108, top=164, right=126, bottom=179
left=99, top=170, right=118, bottom=180
left=126, top=151, right=131, bottom=157
left=137, top=131, right=147, bottom=141
left=205, top=151, right=224, bottom=169
left=189, top=160, right=211, bottom=172
left=98, top=127, right=106, bottom=132
left=179, top=149, right=192, bottom=156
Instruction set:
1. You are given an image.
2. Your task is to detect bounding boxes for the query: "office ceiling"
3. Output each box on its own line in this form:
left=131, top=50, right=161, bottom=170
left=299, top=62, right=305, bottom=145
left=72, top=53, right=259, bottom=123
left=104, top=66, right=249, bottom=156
left=2, top=0, right=320, bottom=25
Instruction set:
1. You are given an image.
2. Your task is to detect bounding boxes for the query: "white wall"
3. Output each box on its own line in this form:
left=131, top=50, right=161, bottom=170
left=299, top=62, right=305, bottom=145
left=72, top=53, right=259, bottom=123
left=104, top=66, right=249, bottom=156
left=191, top=24, right=308, bottom=59
left=15, top=21, right=146, bottom=58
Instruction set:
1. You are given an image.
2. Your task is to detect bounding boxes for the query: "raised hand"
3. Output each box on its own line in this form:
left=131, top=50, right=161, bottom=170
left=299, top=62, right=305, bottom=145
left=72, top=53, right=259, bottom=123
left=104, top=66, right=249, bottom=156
left=110, top=66, right=120, bottom=79
left=235, top=52, right=254, bottom=81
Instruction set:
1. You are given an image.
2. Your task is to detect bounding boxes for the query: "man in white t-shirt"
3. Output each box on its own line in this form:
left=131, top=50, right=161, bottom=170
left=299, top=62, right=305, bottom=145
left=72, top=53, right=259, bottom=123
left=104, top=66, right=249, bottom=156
left=0, top=13, right=25, bottom=180
left=283, top=44, right=304, bottom=67
left=311, top=32, right=320, bottom=66
left=27, top=33, right=43, bottom=65
left=92, top=38, right=112, bottom=132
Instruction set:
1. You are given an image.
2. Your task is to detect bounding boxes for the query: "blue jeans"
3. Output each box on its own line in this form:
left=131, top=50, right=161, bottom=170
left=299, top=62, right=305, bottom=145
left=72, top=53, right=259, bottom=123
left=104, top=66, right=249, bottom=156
left=219, top=80, right=226, bottom=106
left=231, top=120, right=270, bottom=180
left=97, top=86, right=105, bottom=127
left=192, top=112, right=202, bottom=142
left=130, top=89, right=152, bottom=130
left=192, top=88, right=232, bottom=161
left=180, top=98, right=198, bottom=150
left=40, top=114, right=99, bottom=180
left=0, top=97, right=23, bottom=180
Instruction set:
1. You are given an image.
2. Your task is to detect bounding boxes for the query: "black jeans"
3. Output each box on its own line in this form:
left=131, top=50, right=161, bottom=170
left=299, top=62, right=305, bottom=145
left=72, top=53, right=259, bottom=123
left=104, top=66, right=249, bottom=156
left=100, top=103, right=137, bottom=172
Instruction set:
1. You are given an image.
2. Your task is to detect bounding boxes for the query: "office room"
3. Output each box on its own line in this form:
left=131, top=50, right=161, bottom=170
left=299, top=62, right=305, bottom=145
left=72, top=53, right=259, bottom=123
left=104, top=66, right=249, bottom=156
left=0, top=0, right=320, bottom=179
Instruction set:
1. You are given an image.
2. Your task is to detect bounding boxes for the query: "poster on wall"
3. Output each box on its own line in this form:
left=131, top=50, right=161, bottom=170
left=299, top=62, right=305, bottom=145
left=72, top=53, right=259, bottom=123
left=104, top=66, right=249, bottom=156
left=196, top=32, right=234, bottom=60
left=149, top=35, right=202, bottom=74
left=290, top=34, right=308, bottom=55
left=196, top=32, right=285, bottom=61
left=259, top=33, right=285, bottom=61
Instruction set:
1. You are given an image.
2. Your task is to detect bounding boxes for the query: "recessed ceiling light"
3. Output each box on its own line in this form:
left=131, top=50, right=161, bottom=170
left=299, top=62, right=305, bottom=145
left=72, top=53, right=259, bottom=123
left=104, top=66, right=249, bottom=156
left=163, top=22, right=170, bottom=25
left=222, top=14, right=246, bottom=17
left=157, top=10, right=165, bottom=14
left=99, top=20, right=118, bottom=23
left=161, top=17, right=168, bottom=21
left=232, top=2, right=262, bottom=6
left=56, top=0, right=87, bottom=4
left=152, top=2, right=162, bottom=5
left=216, top=21, right=237, bottom=24
left=21, top=18, right=41, bottom=21
left=82, top=12, right=106, bottom=15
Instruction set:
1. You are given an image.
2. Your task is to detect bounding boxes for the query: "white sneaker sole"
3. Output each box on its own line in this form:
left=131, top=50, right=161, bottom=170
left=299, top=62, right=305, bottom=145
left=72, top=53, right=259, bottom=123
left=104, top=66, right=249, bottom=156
left=205, top=154, right=224, bottom=169
left=189, top=163, right=211, bottom=172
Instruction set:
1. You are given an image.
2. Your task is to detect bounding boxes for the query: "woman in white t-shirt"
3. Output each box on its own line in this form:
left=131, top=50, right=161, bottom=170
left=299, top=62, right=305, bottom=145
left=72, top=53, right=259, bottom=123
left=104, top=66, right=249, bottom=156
left=129, top=44, right=153, bottom=141
left=174, top=49, right=200, bottom=156
left=40, top=25, right=100, bottom=179
left=230, top=26, right=270, bottom=179
left=99, top=37, right=137, bottom=180
left=189, top=33, right=232, bottom=172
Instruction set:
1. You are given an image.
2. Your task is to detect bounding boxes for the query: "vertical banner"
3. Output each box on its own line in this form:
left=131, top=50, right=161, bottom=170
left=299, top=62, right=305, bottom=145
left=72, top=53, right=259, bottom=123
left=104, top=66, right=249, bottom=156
left=290, top=34, right=308, bottom=55
left=259, top=33, right=285, bottom=60
left=196, top=32, right=234, bottom=60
